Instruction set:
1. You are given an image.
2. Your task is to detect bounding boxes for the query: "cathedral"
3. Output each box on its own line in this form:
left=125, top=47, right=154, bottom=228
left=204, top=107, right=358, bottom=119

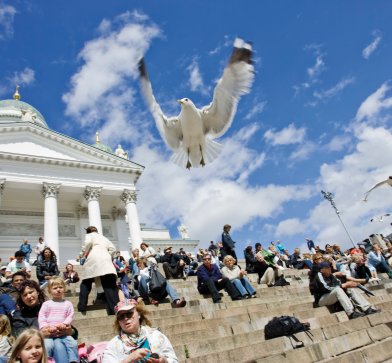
left=0, top=88, right=198, bottom=263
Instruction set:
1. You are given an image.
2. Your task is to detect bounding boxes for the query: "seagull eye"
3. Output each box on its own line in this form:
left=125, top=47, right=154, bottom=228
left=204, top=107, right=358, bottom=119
left=185, top=98, right=188, bottom=102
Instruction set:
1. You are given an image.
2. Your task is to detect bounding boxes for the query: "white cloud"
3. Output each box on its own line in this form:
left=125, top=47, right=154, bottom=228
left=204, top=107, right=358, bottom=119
left=355, top=82, right=392, bottom=123
left=244, top=100, right=266, bottom=120
left=307, top=55, right=325, bottom=80
left=313, top=77, right=355, bottom=101
left=208, top=35, right=231, bottom=56
left=0, top=3, right=16, bottom=40
left=9, top=67, right=35, bottom=86
left=275, top=218, right=306, bottom=236
left=326, top=134, right=351, bottom=152
left=362, top=31, right=382, bottom=59
left=187, top=58, right=209, bottom=95
left=62, top=11, right=160, bottom=144
left=289, top=141, right=316, bottom=161
left=264, top=123, right=306, bottom=146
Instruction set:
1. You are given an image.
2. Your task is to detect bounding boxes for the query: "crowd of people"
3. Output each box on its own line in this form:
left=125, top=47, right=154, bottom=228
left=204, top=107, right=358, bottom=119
left=0, top=224, right=391, bottom=362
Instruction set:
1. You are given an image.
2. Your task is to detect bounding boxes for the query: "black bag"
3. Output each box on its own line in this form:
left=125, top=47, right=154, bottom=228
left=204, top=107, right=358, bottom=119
left=274, top=275, right=290, bottom=286
left=264, top=316, right=310, bottom=340
left=149, top=265, right=168, bottom=300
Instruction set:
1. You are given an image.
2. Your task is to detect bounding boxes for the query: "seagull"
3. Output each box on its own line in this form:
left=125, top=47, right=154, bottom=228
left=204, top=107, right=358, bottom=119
left=138, top=38, right=254, bottom=169
left=370, top=213, right=391, bottom=222
left=363, top=176, right=392, bottom=201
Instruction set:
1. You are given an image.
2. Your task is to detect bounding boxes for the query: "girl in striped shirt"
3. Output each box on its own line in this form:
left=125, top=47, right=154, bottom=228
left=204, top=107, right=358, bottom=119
left=38, top=277, right=78, bottom=363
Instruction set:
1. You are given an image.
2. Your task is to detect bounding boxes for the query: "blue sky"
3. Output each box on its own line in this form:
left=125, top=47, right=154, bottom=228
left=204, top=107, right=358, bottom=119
left=1, top=1, right=392, bottom=254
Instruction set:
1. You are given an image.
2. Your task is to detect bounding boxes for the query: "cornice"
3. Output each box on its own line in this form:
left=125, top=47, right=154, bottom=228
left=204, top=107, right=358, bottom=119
left=0, top=122, right=144, bottom=171
left=0, top=122, right=143, bottom=183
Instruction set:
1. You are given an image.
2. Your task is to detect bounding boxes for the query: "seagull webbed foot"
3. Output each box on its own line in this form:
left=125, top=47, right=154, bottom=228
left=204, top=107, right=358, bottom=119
left=186, top=160, right=192, bottom=169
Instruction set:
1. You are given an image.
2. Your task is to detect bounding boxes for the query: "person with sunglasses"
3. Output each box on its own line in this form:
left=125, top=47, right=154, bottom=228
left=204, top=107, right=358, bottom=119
left=102, top=299, right=178, bottom=363
left=196, top=254, right=242, bottom=304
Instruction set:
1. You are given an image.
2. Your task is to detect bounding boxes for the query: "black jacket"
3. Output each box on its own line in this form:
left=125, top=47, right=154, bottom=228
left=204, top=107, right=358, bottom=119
left=312, top=271, right=341, bottom=303
left=36, top=260, right=59, bottom=283
left=160, top=253, right=183, bottom=268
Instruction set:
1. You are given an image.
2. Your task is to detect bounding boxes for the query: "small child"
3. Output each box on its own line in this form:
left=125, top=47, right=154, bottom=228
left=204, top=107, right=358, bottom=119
left=8, top=328, right=47, bottom=363
left=38, top=277, right=78, bottom=363
left=0, top=314, right=14, bottom=362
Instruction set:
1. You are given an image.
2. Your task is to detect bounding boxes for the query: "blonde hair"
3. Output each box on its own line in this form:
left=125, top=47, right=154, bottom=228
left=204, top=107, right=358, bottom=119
left=223, top=255, right=236, bottom=265
left=9, top=329, right=47, bottom=363
left=0, top=315, right=14, bottom=344
left=136, top=258, right=147, bottom=268
left=48, top=276, right=66, bottom=292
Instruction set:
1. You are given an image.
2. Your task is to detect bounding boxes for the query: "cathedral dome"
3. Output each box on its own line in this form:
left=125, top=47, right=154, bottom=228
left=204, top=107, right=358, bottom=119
left=0, top=87, right=48, bottom=129
left=92, top=132, right=113, bottom=154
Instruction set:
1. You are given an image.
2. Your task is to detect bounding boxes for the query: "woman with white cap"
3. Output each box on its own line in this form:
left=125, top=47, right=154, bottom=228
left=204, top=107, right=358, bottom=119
left=102, top=299, right=178, bottom=363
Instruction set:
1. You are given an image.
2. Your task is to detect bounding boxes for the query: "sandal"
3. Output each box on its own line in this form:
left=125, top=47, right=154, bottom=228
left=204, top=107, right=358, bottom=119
left=173, top=298, right=187, bottom=308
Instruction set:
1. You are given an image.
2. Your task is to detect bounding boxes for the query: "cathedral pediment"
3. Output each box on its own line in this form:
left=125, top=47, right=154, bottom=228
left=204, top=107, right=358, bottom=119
left=0, top=122, right=143, bottom=171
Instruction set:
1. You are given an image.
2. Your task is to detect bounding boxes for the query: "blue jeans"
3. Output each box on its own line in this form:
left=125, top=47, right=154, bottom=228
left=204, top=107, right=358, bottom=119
left=232, top=277, right=256, bottom=296
left=138, top=275, right=179, bottom=302
left=45, top=336, right=78, bottom=363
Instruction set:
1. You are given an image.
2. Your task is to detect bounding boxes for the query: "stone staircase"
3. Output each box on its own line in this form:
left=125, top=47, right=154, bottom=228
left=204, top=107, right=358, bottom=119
left=33, top=265, right=392, bottom=362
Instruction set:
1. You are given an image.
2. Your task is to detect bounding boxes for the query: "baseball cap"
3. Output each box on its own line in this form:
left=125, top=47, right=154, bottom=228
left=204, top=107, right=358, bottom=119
left=319, top=262, right=331, bottom=269
left=114, top=299, right=138, bottom=316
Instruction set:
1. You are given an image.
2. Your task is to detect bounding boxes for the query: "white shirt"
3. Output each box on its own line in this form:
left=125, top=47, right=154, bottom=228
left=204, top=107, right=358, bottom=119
left=6, top=260, right=31, bottom=273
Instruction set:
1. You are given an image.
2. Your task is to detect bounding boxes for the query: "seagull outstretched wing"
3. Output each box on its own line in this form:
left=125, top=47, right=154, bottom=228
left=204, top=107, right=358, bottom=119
left=138, top=58, right=182, bottom=150
left=201, top=38, right=254, bottom=138
left=364, top=176, right=392, bottom=202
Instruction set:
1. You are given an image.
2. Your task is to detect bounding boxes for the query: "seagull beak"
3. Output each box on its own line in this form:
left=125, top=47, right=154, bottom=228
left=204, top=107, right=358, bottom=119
left=177, top=99, right=183, bottom=104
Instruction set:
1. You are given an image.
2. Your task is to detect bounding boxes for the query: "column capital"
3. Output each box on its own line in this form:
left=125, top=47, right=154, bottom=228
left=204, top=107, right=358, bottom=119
left=84, top=186, right=102, bottom=202
left=42, top=182, right=61, bottom=198
left=121, top=189, right=137, bottom=204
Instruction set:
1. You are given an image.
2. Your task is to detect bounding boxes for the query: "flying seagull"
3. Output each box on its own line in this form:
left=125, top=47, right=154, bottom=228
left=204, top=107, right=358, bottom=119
left=363, top=176, right=392, bottom=202
left=370, top=213, right=391, bottom=222
left=138, top=38, right=254, bottom=169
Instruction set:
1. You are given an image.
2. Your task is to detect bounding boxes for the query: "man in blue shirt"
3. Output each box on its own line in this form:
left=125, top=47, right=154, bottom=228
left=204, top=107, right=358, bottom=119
left=197, top=254, right=241, bottom=303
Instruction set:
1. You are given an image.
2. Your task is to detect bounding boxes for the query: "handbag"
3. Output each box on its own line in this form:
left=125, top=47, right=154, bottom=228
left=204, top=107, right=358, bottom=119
left=149, top=265, right=168, bottom=300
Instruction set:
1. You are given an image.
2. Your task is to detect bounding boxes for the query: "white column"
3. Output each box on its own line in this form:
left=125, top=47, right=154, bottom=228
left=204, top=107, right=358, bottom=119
left=121, top=189, right=142, bottom=250
left=84, top=186, right=103, bottom=234
left=0, top=179, right=5, bottom=207
left=42, top=182, right=61, bottom=262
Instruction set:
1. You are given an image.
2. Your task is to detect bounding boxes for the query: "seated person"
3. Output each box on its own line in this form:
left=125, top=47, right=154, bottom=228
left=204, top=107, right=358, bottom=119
left=62, top=264, right=80, bottom=284
left=244, top=246, right=256, bottom=273
left=102, top=299, right=178, bottom=363
left=350, top=255, right=377, bottom=281
left=312, top=261, right=379, bottom=319
left=136, top=258, right=186, bottom=308
left=221, top=255, right=256, bottom=298
left=160, top=247, right=185, bottom=280
left=367, top=244, right=392, bottom=278
left=0, top=271, right=27, bottom=302
left=36, top=248, right=59, bottom=286
left=5, top=251, right=31, bottom=279
left=254, top=252, right=284, bottom=286
left=290, top=248, right=313, bottom=270
left=196, top=254, right=241, bottom=303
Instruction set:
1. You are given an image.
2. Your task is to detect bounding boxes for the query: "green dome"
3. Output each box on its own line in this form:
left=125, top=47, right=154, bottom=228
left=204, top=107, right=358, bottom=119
left=92, top=142, right=114, bottom=154
left=92, top=132, right=113, bottom=154
left=0, top=99, right=48, bottom=128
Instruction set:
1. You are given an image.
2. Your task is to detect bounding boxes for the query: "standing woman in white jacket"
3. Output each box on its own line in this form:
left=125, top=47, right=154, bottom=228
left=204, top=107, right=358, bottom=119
left=77, top=226, right=119, bottom=314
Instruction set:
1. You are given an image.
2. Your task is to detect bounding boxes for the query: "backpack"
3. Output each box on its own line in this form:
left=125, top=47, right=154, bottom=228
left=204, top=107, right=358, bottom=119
left=149, top=265, right=168, bottom=301
left=264, top=316, right=310, bottom=340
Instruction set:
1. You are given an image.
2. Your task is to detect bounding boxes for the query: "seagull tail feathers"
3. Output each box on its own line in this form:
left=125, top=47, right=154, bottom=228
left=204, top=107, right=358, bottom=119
left=203, top=138, right=223, bottom=164
left=170, top=139, right=223, bottom=169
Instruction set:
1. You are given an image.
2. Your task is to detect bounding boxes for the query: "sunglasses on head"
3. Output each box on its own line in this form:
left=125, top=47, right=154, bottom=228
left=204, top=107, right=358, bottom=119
left=117, top=310, right=135, bottom=321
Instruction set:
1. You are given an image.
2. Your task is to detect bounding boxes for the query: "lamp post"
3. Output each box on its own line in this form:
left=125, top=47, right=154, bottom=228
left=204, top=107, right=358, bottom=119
left=321, top=190, right=356, bottom=249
